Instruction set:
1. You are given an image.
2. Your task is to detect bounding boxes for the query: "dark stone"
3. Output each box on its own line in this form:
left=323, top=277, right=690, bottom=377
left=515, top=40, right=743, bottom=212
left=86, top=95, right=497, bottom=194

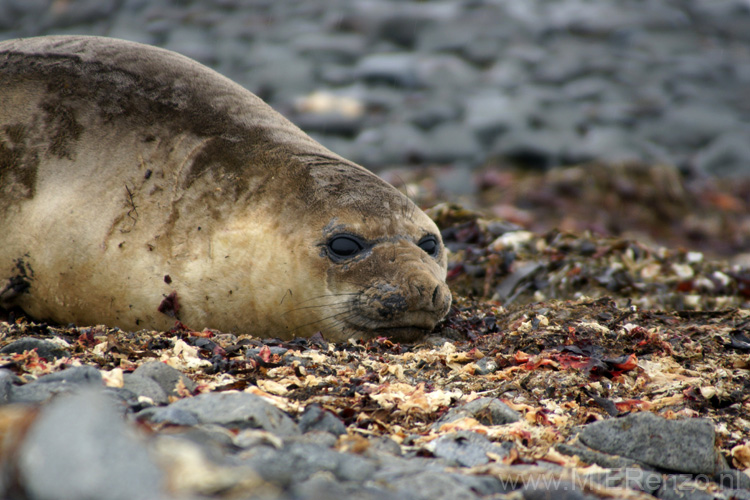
left=17, top=389, right=165, bottom=500
left=298, top=404, right=347, bottom=436
left=555, top=443, right=652, bottom=470
left=136, top=405, right=200, bottom=427
left=356, top=53, right=422, bottom=88
left=292, top=475, right=400, bottom=500
left=388, top=470, right=480, bottom=500
left=579, top=412, right=717, bottom=475
left=242, top=442, right=376, bottom=486
left=656, top=476, right=717, bottom=500
left=0, top=337, right=69, bottom=360
left=138, top=392, right=299, bottom=436
left=430, top=431, right=514, bottom=467
left=10, top=366, right=103, bottom=404
left=434, top=397, right=521, bottom=429
left=122, top=373, right=168, bottom=406
left=474, top=357, right=498, bottom=375
left=35, top=364, right=102, bottom=385
left=582, top=467, right=662, bottom=494
left=0, top=369, right=16, bottom=404
left=716, top=468, right=750, bottom=491
left=367, top=436, right=403, bottom=457
left=132, top=361, right=196, bottom=397
left=11, top=380, right=78, bottom=404
left=521, top=480, right=592, bottom=500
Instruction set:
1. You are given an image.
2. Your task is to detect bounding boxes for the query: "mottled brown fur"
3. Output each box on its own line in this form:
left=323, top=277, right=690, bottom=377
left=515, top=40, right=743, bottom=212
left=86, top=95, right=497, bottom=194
left=0, top=36, right=450, bottom=340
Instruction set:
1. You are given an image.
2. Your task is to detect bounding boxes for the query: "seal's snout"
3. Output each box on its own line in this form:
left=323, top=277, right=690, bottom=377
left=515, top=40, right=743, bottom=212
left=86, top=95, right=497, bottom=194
left=431, top=282, right=452, bottom=316
left=410, top=280, right=451, bottom=317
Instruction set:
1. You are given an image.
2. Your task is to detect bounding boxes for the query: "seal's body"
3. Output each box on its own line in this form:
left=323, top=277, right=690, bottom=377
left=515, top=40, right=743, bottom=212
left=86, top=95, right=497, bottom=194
left=0, top=36, right=450, bottom=341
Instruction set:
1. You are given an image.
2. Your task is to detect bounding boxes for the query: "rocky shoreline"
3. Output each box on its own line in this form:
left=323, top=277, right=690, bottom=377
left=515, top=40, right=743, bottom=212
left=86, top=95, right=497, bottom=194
left=1, top=326, right=748, bottom=500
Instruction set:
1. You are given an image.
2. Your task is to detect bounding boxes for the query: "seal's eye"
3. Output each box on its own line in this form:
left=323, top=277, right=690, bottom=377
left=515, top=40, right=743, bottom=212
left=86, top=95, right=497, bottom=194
left=418, top=236, right=439, bottom=257
left=328, top=235, right=363, bottom=259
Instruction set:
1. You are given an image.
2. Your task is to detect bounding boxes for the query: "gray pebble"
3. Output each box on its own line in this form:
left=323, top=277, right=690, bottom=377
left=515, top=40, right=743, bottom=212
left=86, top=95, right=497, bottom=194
left=434, top=397, right=521, bottom=429
left=17, top=389, right=165, bottom=500
left=387, top=469, right=480, bottom=500
left=521, top=480, right=596, bottom=500
left=579, top=412, right=717, bottom=475
left=555, top=442, right=653, bottom=470
left=474, top=357, right=499, bottom=375
left=0, top=369, right=17, bottom=403
left=582, top=467, right=662, bottom=494
left=10, top=365, right=103, bottom=404
left=136, top=405, right=200, bottom=427
left=132, top=361, right=196, bottom=397
left=356, top=53, right=422, bottom=88
left=35, top=365, right=102, bottom=385
left=429, top=431, right=514, bottom=467
left=298, top=404, right=347, bottom=436
left=140, top=391, right=299, bottom=436
left=0, top=337, right=70, bottom=360
left=656, top=476, right=718, bottom=500
left=242, top=442, right=376, bottom=486
left=292, top=475, right=400, bottom=500
left=122, top=373, right=169, bottom=406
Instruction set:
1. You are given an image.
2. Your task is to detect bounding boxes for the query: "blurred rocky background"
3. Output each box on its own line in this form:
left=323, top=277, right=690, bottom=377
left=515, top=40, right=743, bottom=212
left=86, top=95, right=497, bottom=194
left=3, top=0, right=750, bottom=256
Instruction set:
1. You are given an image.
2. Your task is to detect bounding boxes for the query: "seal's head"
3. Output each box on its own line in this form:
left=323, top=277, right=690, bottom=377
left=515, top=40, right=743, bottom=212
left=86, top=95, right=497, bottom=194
left=277, top=159, right=451, bottom=341
left=209, top=149, right=452, bottom=342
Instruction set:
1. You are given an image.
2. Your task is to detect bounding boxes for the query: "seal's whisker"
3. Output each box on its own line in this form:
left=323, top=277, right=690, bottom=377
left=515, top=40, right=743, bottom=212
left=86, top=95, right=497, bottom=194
left=293, top=292, right=359, bottom=305
left=281, top=301, right=351, bottom=316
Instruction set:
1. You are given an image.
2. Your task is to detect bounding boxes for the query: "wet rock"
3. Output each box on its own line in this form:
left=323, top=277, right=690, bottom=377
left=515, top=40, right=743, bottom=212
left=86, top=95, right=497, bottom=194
left=555, top=442, right=652, bottom=470
left=423, top=122, right=481, bottom=165
left=298, top=403, right=347, bottom=436
left=428, top=431, right=514, bottom=467
left=132, top=361, right=196, bottom=397
left=356, top=53, right=422, bottom=88
left=285, top=430, right=338, bottom=448
left=521, top=480, right=594, bottom=500
left=693, top=130, right=750, bottom=177
left=716, top=468, right=750, bottom=491
left=242, top=442, right=376, bottom=486
left=245, top=346, right=289, bottom=358
left=0, top=370, right=14, bottom=403
left=434, top=397, right=521, bottom=429
left=10, top=381, right=81, bottom=404
left=136, top=405, right=200, bottom=427
left=473, top=357, right=498, bottom=375
left=372, top=122, right=430, bottom=166
left=35, top=365, right=102, bottom=385
left=0, top=337, right=69, bottom=360
left=463, top=92, right=515, bottom=148
left=387, top=469, right=481, bottom=500
left=122, top=373, right=168, bottom=406
left=656, top=476, right=717, bottom=500
left=138, top=391, right=299, bottom=437
left=17, top=389, right=165, bottom=500
left=292, top=475, right=398, bottom=500
left=367, top=436, right=403, bottom=457
left=579, top=412, right=717, bottom=475
left=10, top=365, right=103, bottom=404
left=583, top=467, right=662, bottom=494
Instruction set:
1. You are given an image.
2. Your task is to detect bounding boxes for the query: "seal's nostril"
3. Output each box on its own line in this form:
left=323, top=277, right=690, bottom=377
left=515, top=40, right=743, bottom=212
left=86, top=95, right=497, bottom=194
left=432, top=285, right=440, bottom=307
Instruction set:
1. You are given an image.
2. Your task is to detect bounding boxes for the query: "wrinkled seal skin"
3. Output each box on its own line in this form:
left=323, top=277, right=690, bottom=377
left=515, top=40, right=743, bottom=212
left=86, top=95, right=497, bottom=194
left=0, top=35, right=451, bottom=341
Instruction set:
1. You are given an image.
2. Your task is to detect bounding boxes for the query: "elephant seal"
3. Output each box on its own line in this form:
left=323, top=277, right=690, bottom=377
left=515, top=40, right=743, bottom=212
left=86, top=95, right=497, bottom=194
left=0, top=35, right=451, bottom=341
